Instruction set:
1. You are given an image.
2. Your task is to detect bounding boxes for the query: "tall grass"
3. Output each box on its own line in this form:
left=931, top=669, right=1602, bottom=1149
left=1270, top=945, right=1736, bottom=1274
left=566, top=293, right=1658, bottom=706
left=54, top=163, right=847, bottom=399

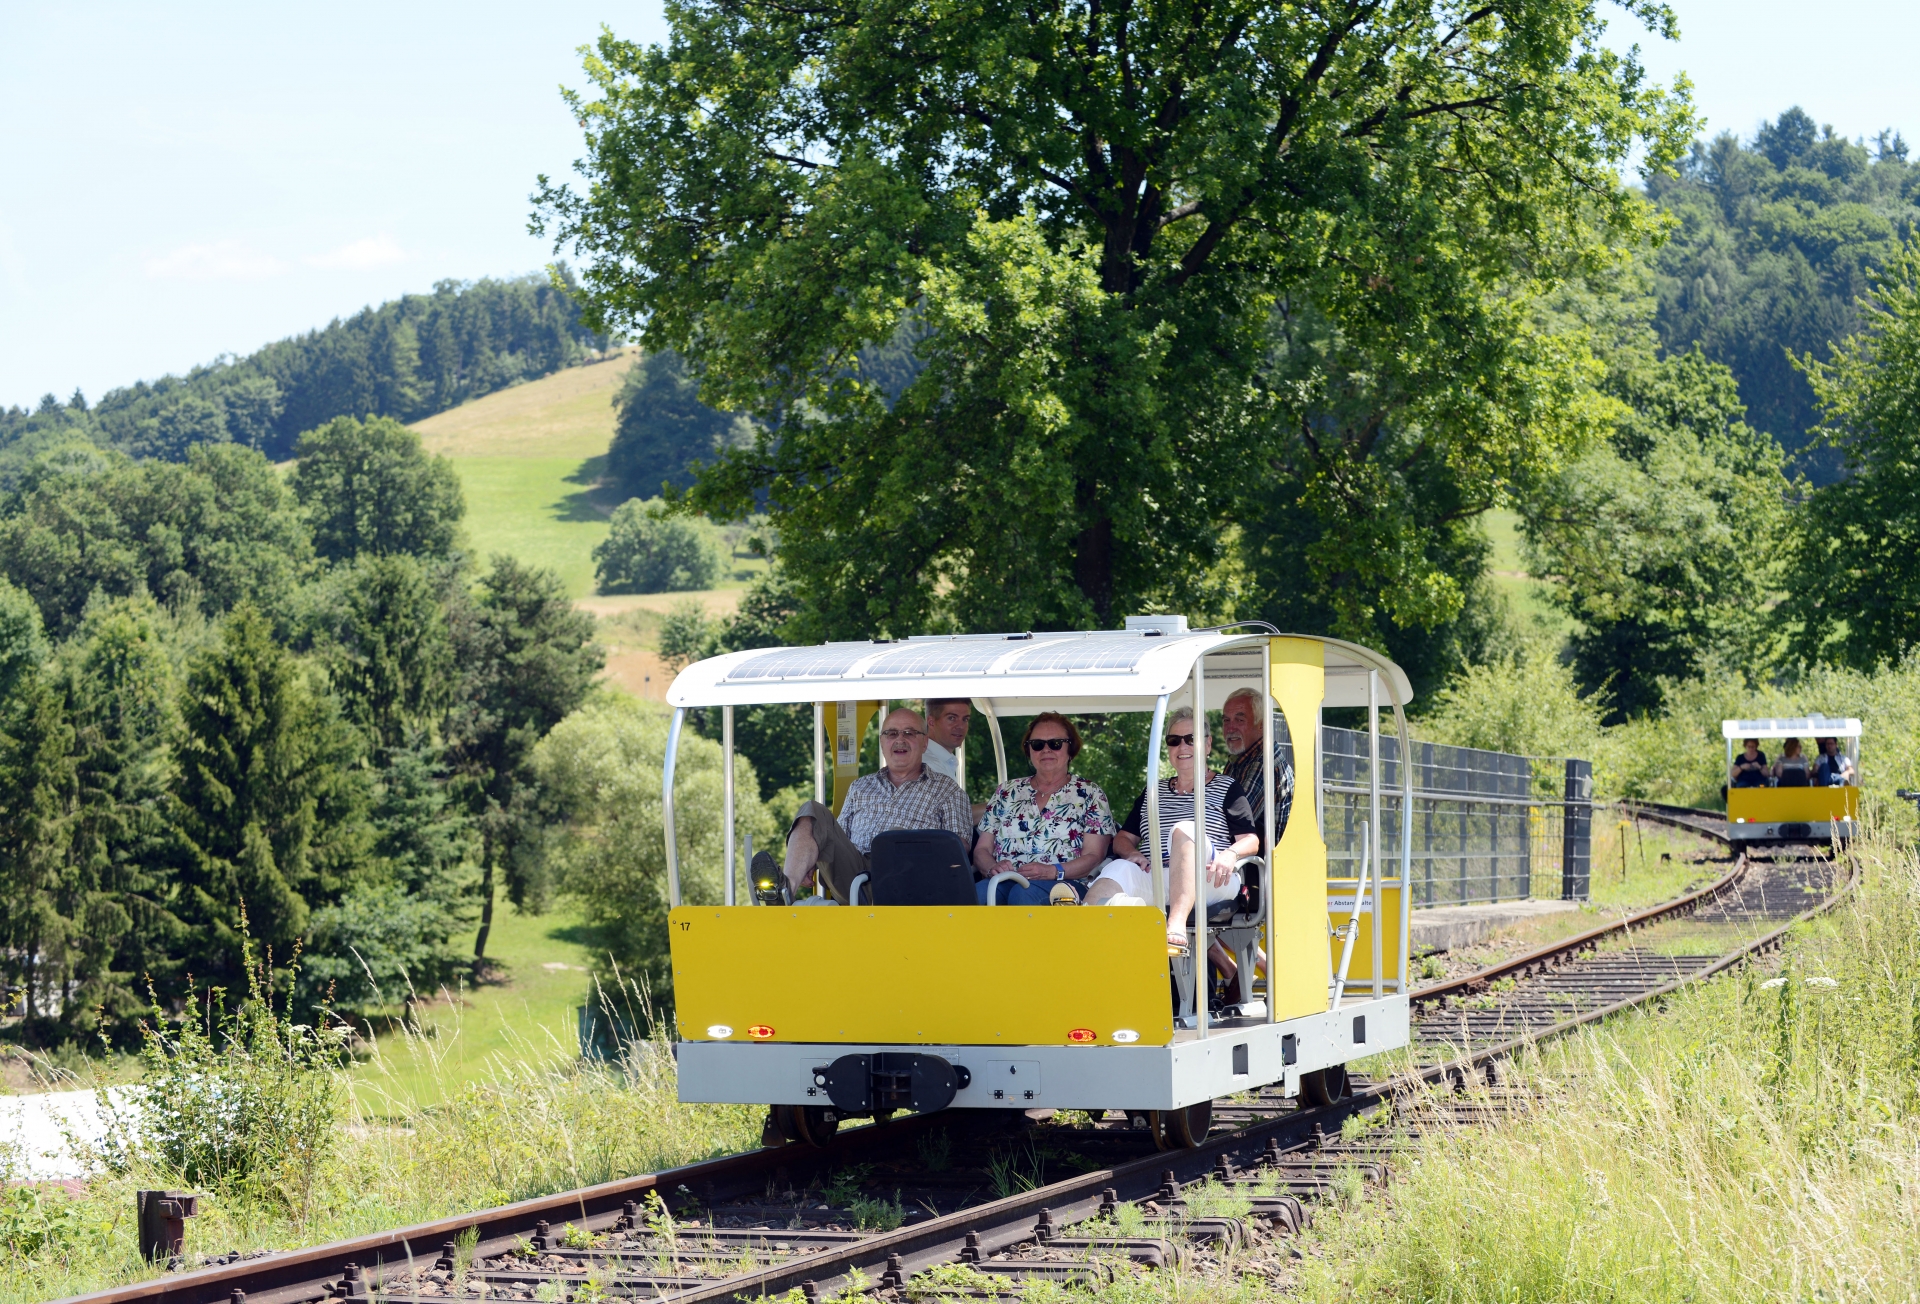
left=0, top=985, right=760, bottom=1304
left=1298, top=832, right=1920, bottom=1302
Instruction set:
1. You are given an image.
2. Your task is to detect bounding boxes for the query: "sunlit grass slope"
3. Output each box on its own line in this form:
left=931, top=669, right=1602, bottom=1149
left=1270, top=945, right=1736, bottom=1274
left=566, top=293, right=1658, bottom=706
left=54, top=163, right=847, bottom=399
left=1480, top=507, right=1569, bottom=630
left=412, top=352, right=634, bottom=596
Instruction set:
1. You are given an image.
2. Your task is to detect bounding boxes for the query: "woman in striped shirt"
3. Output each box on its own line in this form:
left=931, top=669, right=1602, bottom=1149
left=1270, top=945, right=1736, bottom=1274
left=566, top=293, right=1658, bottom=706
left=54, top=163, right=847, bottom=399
left=1085, top=707, right=1259, bottom=951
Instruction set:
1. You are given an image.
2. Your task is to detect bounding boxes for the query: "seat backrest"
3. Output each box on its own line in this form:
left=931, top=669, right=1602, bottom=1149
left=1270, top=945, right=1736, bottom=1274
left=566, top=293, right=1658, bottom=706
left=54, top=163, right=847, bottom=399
left=866, top=830, right=977, bottom=905
left=1777, top=765, right=1810, bottom=788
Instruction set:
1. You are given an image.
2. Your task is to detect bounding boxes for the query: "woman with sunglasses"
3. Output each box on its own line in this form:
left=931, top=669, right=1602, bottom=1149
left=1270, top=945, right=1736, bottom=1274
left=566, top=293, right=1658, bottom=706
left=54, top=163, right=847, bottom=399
left=1085, top=707, right=1259, bottom=954
left=972, top=712, right=1114, bottom=905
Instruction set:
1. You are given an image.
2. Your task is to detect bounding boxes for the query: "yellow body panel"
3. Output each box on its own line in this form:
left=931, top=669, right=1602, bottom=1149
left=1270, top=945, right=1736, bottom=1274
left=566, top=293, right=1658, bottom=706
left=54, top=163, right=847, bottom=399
left=1727, top=786, right=1858, bottom=824
left=1327, top=885, right=1403, bottom=988
left=670, top=906, right=1173, bottom=1046
left=1266, top=639, right=1335, bottom=1022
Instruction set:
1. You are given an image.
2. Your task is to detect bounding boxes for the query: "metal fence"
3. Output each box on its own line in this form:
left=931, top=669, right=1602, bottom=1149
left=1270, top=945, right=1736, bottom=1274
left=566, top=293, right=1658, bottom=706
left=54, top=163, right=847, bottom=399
left=1320, top=727, right=1593, bottom=906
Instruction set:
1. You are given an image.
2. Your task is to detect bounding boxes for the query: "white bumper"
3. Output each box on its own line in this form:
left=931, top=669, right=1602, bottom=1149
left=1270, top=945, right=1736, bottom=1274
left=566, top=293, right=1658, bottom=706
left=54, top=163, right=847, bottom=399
left=677, top=996, right=1408, bottom=1112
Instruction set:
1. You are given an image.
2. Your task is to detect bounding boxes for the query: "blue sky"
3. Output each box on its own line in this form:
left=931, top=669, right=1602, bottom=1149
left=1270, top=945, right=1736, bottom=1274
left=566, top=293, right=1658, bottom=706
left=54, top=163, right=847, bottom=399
left=3, top=0, right=1918, bottom=409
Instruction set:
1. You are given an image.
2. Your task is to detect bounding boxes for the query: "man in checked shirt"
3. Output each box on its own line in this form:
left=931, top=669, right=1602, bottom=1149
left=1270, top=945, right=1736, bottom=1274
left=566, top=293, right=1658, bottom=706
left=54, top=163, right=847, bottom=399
left=754, top=707, right=975, bottom=903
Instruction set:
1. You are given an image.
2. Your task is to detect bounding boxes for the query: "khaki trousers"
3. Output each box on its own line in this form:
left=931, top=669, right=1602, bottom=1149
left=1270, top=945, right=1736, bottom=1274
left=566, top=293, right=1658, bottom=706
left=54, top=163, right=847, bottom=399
left=790, top=800, right=868, bottom=904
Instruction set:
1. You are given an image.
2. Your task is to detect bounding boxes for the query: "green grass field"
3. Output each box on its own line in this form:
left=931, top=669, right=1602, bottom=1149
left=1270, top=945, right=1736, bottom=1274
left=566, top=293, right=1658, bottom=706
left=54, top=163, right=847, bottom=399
left=1480, top=507, right=1570, bottom=630
left=350, top=903, right=602, bottom=1117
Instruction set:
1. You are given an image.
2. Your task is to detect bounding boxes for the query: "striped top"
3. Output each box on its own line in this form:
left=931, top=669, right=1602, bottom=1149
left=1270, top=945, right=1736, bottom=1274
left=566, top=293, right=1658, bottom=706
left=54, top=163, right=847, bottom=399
left=1120, top=773, right=1257, bottom=867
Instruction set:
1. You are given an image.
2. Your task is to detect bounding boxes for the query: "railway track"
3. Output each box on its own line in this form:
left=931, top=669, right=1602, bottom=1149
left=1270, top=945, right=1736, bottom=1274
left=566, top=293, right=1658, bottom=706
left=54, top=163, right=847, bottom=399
left=65, top=814, right=1850, bottom=1304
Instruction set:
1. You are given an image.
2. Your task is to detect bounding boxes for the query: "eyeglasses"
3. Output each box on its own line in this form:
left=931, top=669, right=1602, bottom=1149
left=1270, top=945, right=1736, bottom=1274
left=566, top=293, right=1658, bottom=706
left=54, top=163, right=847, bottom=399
left=1165, top=733, right=1196, bottom=747
left=880, top=728, right=924, bottom=740
left=1027, top=737, right=1068, bottom=752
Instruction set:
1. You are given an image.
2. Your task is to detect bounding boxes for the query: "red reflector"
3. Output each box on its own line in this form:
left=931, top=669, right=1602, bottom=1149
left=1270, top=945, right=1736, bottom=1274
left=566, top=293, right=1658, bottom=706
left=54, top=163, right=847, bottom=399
left=1067, top=1028, right=1096, bottom=1044
left=746, top=1024, right=776, bottom=1039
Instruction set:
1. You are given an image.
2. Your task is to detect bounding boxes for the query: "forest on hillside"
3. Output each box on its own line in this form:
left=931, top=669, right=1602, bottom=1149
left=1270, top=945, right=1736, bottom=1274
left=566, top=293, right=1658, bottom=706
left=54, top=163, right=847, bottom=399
left=0, top=272, right=609, bottom=470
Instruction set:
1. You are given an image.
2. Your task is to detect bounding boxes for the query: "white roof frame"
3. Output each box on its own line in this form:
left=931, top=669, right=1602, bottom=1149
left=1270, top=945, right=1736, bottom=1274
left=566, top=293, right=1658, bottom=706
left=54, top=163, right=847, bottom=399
left=666, top=629, right=1416, bottom=712
left=1722, top=716, right=1862, bottom=740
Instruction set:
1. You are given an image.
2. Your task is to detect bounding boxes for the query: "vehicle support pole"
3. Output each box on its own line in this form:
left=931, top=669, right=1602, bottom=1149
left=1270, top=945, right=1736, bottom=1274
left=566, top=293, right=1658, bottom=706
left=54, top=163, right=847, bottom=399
left=722, top=705, right=736, bottom=907
left=1262, top=640, right=1277, bottom=1023
left=1368, top=670, right=1383, bottom=999
left=664, top=707, right=685, bottom=908
left=1146, top=694, right=1169, bottom=909
left=982, top=704, right=1009, bottom=787
left=1390, top=690, right=1413, bottom=994
left=813, top=703, right=826, bottom=805
left=1195, top=654, right=1208, bottom=1039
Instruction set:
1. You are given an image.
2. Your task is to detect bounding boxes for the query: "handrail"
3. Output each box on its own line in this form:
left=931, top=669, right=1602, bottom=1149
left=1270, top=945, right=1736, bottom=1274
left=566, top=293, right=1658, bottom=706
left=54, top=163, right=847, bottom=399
left=982, top=870, right=1025, bottom=904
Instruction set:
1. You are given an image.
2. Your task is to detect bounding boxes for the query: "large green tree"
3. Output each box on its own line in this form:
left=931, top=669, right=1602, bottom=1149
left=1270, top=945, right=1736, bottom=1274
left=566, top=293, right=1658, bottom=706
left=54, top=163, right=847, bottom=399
left=537, top=0, right=1690, bottom=651
left=444, top=558, right=600, bottom=957
left=1787, top=233, right=1920, bottom=667
left=1525, top=343, right=1788, bottom=717
left=289, top=416, right=466, bottom=563
left=171, top=605, right=371, bottom=993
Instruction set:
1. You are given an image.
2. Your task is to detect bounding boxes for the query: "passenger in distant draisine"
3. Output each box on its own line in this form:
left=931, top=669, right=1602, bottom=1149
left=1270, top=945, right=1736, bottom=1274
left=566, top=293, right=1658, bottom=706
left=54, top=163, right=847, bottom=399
left=1219, top=687, right=1294, bottom=852
left=1771, top=738, right=1811, bottom=787
left=1730, top=739, right=1769, bottom=788
left=972, top=713, right=1114, bottom=904
left=1085, top=708, right=1260, bottom=956
left=1814, top=736, right=1855, bottom=786
left=755, top=707, right=973, bottom=904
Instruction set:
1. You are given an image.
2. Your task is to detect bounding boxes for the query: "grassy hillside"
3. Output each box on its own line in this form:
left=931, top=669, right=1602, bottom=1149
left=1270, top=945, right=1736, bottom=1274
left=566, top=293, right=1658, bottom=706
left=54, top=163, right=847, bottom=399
left=412, top=351, right=634, bottom=595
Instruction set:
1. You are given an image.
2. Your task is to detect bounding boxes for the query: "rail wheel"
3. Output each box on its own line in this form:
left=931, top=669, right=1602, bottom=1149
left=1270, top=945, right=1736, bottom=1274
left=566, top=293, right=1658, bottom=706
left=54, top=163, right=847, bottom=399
left=1300, top=1063, right=1350, bottom=1108
left=1155, top=1100, right=1214, bottom=1149
left=766, top=1104, right=841, bottom=1147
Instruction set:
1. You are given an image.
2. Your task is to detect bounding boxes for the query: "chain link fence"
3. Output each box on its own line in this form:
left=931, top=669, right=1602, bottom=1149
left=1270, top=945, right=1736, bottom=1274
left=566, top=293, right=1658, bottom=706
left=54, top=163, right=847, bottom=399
left=1320, top=726, right=1593, bottom=906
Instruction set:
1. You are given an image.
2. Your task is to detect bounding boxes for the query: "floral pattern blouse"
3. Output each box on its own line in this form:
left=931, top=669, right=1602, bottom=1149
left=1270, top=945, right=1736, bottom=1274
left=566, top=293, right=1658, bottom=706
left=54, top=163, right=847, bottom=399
left=978, top=775, right=1116, bottom=866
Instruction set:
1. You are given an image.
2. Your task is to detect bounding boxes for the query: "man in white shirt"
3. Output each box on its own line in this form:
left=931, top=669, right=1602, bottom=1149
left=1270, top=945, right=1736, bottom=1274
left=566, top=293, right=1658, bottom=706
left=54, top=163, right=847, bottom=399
left=922, top=698, right=972, bottom=782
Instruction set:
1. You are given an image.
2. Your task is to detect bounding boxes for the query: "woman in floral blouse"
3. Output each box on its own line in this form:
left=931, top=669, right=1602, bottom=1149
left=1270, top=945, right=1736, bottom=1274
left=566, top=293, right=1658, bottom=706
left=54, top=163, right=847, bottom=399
left=972, top=712, right=1114, bottom=905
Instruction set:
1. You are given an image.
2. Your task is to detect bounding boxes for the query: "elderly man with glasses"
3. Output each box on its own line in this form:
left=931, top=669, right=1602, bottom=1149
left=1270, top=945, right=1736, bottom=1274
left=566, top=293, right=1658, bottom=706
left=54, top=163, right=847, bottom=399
left=754, top=706, right=974, bottom=904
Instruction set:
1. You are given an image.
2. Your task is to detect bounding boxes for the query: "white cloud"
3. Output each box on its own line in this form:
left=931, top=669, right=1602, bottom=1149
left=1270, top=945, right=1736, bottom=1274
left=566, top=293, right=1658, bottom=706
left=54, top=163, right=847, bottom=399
left=305, top=234, right=406, bottom=271
left=144, top=240, right=286, bottom=280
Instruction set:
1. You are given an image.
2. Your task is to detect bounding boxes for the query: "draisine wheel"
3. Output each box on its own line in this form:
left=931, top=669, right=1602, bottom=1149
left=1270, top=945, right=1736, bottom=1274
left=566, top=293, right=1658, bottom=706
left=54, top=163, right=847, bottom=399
left=1300, top=1064, right=1350, bottom=1108
left=766, top=1103, right=842, bottom=1147
left=1162, top=1100, right=1214, bottom=1149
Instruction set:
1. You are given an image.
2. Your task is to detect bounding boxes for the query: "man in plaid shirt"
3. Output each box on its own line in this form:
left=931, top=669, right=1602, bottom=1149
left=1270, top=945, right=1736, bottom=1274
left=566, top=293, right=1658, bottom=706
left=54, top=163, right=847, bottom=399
left=760, top=707, right=974, bottom=903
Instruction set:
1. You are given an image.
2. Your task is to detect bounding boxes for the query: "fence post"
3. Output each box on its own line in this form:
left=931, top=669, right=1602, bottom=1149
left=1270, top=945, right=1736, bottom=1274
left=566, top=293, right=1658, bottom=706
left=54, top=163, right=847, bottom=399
left=1562, top=759, right=1593, bottom=900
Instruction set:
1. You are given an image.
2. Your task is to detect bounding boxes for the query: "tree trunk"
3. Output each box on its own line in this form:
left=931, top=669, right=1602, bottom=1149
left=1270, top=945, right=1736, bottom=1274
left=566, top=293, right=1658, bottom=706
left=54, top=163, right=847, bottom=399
left=473, top=864, right=495, bottom=960
left=1073, top=506, right=1115, bottom=626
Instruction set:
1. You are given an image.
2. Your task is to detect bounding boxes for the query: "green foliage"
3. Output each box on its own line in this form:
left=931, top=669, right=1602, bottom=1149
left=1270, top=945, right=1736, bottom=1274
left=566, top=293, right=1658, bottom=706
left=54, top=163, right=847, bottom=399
left=607, top=351, right=754, bottom=501
left=127, top=950, right=349, bottom=1213
left=533, top=695, right=775, bottom=992
left=591, top=499, right=723, bottom=595
left=1298, top=833, right=1920, bottom=1301
left=307, top=554, right=456, bottom=751
left=1787, top=232, right=1920, bottom=668
left=1524, top=344, right=1790, bottom=718
left=1647, top=107, right=1920, bottom=480
left=537, top=0, right=1689, bottom=673
left=1415, top=636, right=1607, bottom=765
left=444, top=558, right=601, bottom=938
left=289, top=417, right=466, bottom=563
left=0, top=443, right=311, bottom=638
left=0, top=274, right=609, bottom=464
left=171, top=606, right=371, bottom=994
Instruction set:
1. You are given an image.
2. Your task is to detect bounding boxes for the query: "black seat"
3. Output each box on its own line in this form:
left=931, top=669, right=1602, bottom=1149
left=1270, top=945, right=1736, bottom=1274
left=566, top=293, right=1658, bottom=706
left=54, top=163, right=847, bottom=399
left=865, top=830, right=976, bottom=905
left=1776, top=768, right=1810, bottom=788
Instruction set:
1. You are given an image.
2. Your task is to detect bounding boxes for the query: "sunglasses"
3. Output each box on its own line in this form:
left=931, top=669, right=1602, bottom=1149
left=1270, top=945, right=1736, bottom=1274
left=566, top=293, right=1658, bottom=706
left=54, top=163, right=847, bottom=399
left=1165, top=733, right=1196, bottom=747
left=1027, top=736, right=1068, bottom=752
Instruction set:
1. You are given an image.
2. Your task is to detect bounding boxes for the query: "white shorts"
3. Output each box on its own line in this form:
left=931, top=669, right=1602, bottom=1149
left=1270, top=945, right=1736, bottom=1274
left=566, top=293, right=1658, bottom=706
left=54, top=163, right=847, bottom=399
left=1092, top=820, right=1242, bottom=906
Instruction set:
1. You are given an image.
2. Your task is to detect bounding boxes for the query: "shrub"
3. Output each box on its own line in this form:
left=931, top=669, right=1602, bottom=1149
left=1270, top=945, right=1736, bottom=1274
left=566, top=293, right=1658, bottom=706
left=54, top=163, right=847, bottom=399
left=532, top=695, right=777, bottom=992
left=118, top=947, right=350, bottom=1215
left=592, top=499, right=723, bottom=594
